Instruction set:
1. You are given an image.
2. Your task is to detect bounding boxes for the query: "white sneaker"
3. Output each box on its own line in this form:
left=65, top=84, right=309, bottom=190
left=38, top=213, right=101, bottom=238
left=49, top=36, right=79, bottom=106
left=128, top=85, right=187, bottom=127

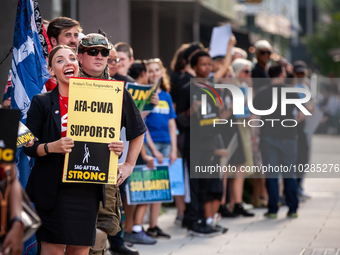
left=242, top=202, right=254, bottom=210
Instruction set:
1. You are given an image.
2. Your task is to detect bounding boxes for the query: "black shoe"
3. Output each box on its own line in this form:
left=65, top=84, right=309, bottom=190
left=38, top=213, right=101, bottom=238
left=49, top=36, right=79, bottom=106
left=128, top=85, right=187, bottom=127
left=182, top=217, right=190, bottom=228
left=210, top=223, right=228, bottom=234
left=188, top=220, right=221, bottom=237
left=110, top=245, right=139, bottom=255
left=219, top=205, right=237, bottom=218
left=146, top=226, right=171, bottom=239
left=233, top=203, right=255, bottom=217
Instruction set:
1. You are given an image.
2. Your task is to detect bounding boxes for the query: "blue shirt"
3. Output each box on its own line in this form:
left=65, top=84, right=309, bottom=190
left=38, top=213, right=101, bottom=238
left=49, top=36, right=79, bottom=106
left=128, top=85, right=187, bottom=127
left=145, top=90, right=177, bottom=143
left=295, top=83, right=310, bottom=99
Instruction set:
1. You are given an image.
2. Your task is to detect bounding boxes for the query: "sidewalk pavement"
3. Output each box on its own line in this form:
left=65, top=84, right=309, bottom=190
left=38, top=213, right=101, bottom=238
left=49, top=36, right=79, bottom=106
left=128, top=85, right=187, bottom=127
left=133, top=135, right=340, bottom=255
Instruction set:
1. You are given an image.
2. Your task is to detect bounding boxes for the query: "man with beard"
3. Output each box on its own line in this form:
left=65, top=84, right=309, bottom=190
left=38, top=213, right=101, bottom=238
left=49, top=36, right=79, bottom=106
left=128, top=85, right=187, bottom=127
left=45, top=17, right=82, bottom=91
left=47, top=17, right=81, bottom=52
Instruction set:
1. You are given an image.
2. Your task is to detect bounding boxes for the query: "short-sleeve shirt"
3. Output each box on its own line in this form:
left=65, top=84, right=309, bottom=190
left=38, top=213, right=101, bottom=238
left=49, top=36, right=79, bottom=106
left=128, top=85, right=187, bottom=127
left=145, top=90, right=176, bottom=143
left=111, top=74, right=146, bottom=164
left=121, top=87, right=147, bottom=141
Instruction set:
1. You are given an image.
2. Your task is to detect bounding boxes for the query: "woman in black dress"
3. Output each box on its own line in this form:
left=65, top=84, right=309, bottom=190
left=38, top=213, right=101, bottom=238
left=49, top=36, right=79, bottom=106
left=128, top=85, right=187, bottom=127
left=24, top=45, right=123, bottom=255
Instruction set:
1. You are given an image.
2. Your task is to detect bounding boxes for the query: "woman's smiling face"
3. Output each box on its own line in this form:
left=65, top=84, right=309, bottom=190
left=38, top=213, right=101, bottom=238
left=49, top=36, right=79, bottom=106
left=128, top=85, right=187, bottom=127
left=49, top=48, right=79, bottom=87
left=147, top=62, right=162, bottom=84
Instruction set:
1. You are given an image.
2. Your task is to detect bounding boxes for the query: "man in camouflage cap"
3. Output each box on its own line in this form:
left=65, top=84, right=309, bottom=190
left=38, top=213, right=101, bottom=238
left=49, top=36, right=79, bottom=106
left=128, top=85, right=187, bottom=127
left=78, top=33, right=146, bottom=255
left=78, top=33, right=113, bottom=78
left=78, top=33, right=113, bottom=52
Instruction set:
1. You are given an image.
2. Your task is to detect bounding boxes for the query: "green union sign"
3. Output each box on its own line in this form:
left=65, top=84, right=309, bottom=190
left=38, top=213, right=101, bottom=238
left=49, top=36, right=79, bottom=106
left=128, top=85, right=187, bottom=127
left=126, top=165, right=173, bottom=205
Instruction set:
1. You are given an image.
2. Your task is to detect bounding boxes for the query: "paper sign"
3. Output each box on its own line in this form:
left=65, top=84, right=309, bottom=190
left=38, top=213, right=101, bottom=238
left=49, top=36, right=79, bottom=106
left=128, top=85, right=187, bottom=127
left=17, top=122, right=38, bottom=148
left=209, top=23, right=233, bottom=58
left=126, top=165, right=173, bottom=205
left=154, top=158, right=185, bottom=196
left=62, top=77, right=124, bottom=184
left=126, top=77, right=161, bottom=112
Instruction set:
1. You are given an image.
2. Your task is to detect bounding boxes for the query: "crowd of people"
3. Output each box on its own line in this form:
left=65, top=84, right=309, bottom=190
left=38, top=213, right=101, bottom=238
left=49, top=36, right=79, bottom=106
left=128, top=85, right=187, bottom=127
left=0, top=15, right=323, bottom=255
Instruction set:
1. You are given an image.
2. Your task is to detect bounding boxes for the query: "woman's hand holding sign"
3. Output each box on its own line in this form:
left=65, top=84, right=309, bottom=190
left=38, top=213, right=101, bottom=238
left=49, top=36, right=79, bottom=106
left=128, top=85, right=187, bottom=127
left=47, top=137, right=74, bottom=154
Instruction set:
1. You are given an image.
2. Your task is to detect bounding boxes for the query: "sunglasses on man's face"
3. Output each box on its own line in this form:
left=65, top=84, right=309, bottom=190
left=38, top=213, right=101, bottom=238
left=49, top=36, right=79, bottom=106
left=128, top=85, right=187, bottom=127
left=242, top=69, right=251, bottom=74
left=107, top=58, right=120, bottom=64
left=85, top=48, right=110, bottom=57
left=260, top=51, right=272, bottom=55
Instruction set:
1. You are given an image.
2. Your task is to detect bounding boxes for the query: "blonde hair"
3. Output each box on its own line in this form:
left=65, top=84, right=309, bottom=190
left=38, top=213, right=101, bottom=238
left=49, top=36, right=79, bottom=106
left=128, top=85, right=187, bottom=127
left=233, top=47, right=248, bottom=59
left=146, top=58, right=171, bottom=92
left=170, top=43, right=190, bottom=71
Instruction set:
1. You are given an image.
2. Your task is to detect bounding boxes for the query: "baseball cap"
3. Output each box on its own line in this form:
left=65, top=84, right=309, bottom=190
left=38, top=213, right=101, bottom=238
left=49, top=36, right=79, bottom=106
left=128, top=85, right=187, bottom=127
left=78, top=33, right=113, bottom=52
left=293, top=60, right=307, bottom=73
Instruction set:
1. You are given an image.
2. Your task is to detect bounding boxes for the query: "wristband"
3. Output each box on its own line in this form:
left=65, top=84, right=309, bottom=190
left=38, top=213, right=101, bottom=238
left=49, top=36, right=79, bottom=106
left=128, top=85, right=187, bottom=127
left=44, top=143, right=50, bottom=154
left=9, top=217, right=23, bottom=228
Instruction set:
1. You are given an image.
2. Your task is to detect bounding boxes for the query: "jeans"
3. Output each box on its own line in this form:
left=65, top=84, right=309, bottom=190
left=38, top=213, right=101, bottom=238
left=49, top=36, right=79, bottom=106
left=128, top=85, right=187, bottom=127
left=260, top=137, right=299, bottom=214
left=145, top=142, right=171, bottom=158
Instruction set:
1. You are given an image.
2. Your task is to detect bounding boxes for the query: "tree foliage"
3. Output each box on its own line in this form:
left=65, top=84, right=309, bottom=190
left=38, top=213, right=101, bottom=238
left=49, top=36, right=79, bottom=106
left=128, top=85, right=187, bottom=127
left=307, top=0, right=340, bottom=75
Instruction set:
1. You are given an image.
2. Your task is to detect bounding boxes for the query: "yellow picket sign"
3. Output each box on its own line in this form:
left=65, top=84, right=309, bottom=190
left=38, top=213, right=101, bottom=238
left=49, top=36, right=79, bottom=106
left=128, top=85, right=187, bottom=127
left=62, top=77, right=124, bottom=184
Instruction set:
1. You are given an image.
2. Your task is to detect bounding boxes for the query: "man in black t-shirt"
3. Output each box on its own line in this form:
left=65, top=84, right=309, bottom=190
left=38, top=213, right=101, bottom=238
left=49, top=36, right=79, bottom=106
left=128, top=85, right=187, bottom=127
left=177, top=50, right=227, bottom=237
left=78, top=34, right=146, bottom=255
left=253, top=62, right=301, bottom=218
left=171, top=42, right=203, bottom=111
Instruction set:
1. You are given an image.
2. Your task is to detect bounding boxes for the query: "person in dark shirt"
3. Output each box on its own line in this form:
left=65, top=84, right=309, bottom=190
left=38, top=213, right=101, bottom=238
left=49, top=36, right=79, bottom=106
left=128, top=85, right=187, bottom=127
left=169, top=43, right=190, bottom=109
left=171, top=42, right=204, bottom=111
left=253, top=61, right=302, bottom=218
left=78, top=35, right=145, bottom=255
left=251, top=40, right=272, bottom=92
left=177, top=50, right=227, bottom=237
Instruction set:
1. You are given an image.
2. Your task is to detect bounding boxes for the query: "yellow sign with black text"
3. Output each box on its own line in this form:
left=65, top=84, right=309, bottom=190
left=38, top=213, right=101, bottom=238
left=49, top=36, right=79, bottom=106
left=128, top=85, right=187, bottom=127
left=62, top=77, right=124, bottom=184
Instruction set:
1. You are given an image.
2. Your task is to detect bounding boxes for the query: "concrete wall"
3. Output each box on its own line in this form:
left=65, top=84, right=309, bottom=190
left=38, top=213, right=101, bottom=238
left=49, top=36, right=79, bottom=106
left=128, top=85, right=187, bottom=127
left=0, top=0, right=130, bottom=101
left=78, top=0, right=130, bottom=44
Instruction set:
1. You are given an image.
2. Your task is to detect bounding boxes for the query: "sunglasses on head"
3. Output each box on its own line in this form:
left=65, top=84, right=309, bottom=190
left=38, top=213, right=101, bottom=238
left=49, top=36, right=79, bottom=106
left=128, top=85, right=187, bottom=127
left=85, top=48, right=110, bottom=57
left=107, top=58, right=120, bottom=64
left=146, top=58, right=161, bottom=64
left=242, top=69, right=251, bottom=74
left=260, top=50, right=271, bottom=55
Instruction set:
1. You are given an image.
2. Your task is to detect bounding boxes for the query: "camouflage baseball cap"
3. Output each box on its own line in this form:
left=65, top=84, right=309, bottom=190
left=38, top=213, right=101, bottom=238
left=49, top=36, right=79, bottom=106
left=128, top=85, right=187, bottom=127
left=78, top=33, right=113, bottom=52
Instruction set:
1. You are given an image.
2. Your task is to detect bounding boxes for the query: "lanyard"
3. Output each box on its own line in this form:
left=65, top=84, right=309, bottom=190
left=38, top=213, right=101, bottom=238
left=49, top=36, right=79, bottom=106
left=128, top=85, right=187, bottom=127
left=59, top=95, right=68, bottom=109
